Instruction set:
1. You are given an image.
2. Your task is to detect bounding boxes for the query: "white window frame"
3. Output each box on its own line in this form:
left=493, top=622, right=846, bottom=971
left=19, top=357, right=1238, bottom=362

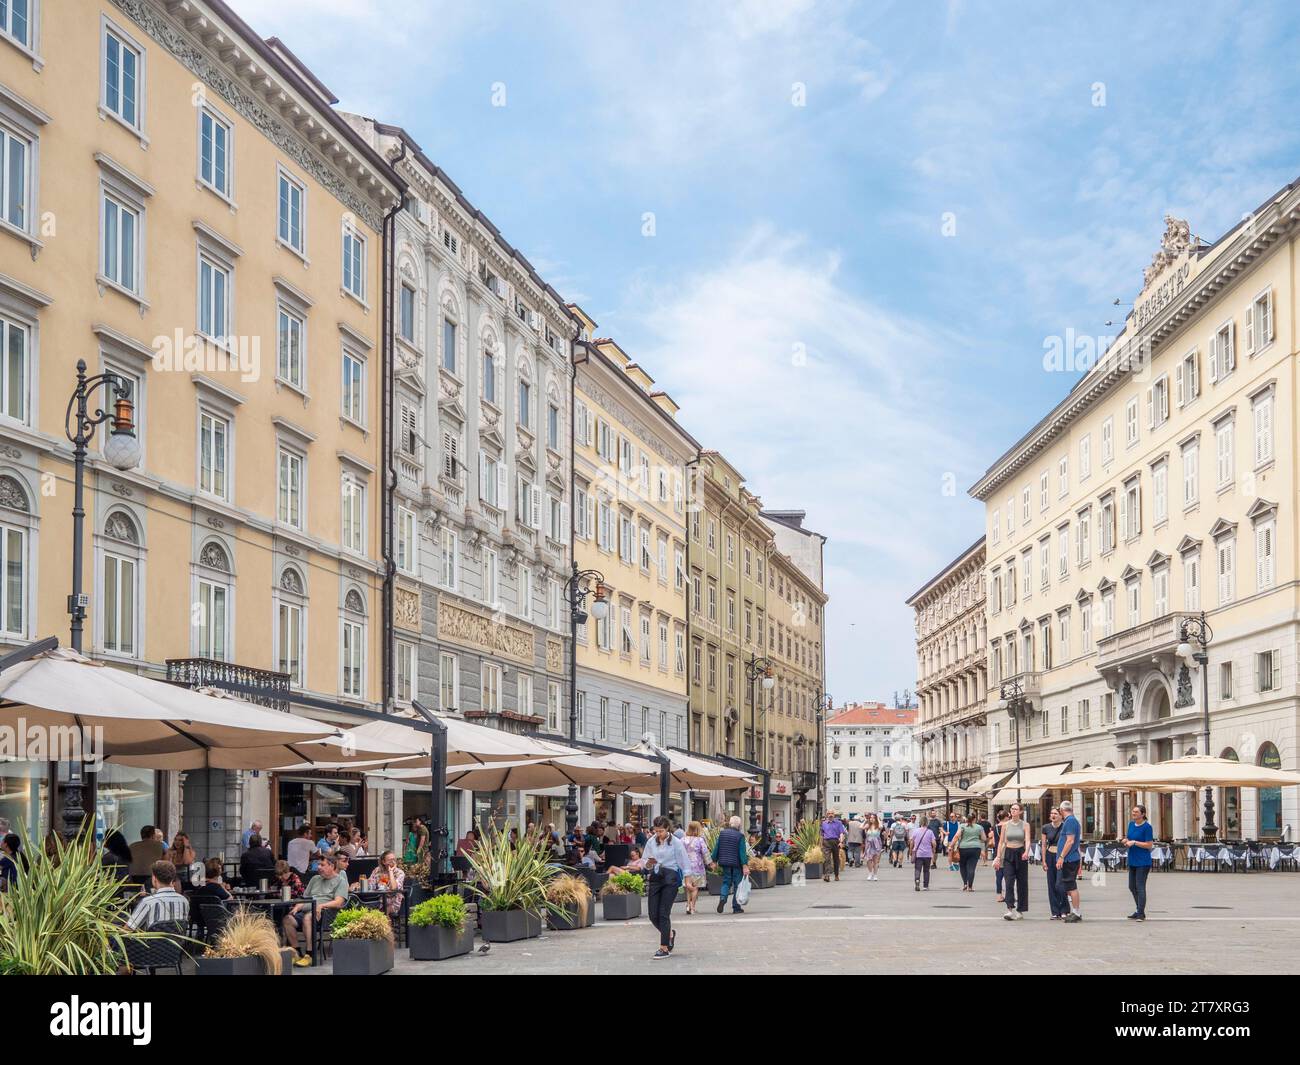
left=342, top=222, right=366, bottom=303
left=100, top=17, right=145, bottom=137
left=277, top=166, right=306, bottom=257
left=197, top=103, right=232, bottom=202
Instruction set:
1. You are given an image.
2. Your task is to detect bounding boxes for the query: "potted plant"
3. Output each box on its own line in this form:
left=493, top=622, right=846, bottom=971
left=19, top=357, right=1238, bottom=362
left=748, top=855, right=776, bottom=889
left=600, top=872, right=645, bottom=920
left=0, top=825, right=168, bottom=975
left=773, top=853, right=792, bottom=885
left=402, top=857, right=436, bottom=908
left=329, top=907, right=395, bottom=975
left=546, top=875, right=594, bottom=930
left=790, top=819, right=824, bottom=880
left=408, top=893, right=475, bottom=960
left=464, top=821, right=557, bottom=943
left=802, top=845, right=825, bottom=881
left=706, top=867, right=724, bottom=895
left=197, top=908, right=283, bottom=975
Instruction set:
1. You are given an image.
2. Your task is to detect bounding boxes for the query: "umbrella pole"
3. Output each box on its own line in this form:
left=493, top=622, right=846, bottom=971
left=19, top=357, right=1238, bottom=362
left=413, top=701, right=448, bottom=879
left=658, top=755, right=670, bottom=824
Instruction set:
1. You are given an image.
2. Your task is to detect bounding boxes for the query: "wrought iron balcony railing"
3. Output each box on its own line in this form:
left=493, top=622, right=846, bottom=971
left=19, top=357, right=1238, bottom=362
left=166, top=658, right=291, bottom=712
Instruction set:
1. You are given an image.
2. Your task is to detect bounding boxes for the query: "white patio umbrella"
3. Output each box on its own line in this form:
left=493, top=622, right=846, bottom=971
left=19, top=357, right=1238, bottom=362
left=625, top=739, right=756, bottom=791
left=0, top=648, right=339, bottom=769
left=1106, top=756, right=1300, bottom=790
left=374, top=751, right=661, bottom=792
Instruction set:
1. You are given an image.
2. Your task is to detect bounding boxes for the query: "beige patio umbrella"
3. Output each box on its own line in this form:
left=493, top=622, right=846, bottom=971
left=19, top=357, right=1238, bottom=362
left=625, top=739, right=757, bottom=791
left=374, top=751, right=662, bottom=792
left=1107, top=756, right=1300, bottom=790
left=896, top=784, right=979, bottom=802
left=0, top=648, right=338, bottom=769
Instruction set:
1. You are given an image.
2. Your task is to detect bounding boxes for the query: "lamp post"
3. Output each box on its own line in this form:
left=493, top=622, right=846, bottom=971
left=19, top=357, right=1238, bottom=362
left=812, top=692, right=832, bottom=820
left=745, top=654, right=775, bottom=835
left=61, top=359, right=140, bottom=839
left=564, top=565, right=608, bottom=837
left=1000, top=678, right=1027, bottom=808
left=1176, top=611, right=1216, bottom=841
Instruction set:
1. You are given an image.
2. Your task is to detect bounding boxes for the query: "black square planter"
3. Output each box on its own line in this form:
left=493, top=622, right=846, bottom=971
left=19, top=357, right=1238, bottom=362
left=775, top=866, right=792, bottom=885
left=601, top=893, right=642, bottom=920
left=279, top=947, right=296, bottom=975
left=749, top=869, right=773, bottom=889
left=480, top=908, right=542, bottom=942
left=409, top=922, right=475, bottom=960
left=332, top=937, right=395, bottom=975
left=548, top=901, right=595, bottom=930
left=805, top=862, right=822, bottom=880
left=706, top=874, right=723, bottom=895
left=195, top=955, right=266, bottom=976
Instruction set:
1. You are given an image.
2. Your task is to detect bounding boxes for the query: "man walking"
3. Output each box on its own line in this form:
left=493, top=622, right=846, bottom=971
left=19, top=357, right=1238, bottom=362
left=1056, top=800, right=1083, bottom=922
left=909, top=816, right=936, bottom=890
left=820, top=810, right=846, bottom=881
left=710, top=815, right=750, bottom=914
left=889, top=816, right=909, bottom=868
left=1118, top=803, right=1154, bottom=921
left=926, top=812, right=944, bottom=870
left=845, top=815, right=865, bottom=869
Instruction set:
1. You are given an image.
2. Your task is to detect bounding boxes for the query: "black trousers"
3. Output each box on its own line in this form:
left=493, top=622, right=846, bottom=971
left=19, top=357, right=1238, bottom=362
left=958, top=847, right=981, bottom=888
left=823, top=839, right=841, bottom=878
left=647, top=876, right=675, bottom=948
left=1045, top=859, right=1066, bottom=916
left=1128, top=865, right=1150, bottom=917
left=1003, top=849, right=1029, bottom=912
left=913, top=857, right=930, bottom=887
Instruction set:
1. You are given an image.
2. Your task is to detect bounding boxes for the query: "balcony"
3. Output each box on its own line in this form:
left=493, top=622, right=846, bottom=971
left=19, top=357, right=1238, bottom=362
left=792, top=770, right=817, bottom=793
left=1094, top=611, right=1195, bottom=679
left=166, top=658, right=291, bottom=711
left=994, top=670, right=1041, bottom=709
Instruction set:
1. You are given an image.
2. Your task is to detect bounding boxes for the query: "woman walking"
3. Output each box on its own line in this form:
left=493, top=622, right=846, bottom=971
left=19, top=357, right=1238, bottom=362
left=953, top=813, right=987, bottom=891
left=642, top=816, right=690, bottom=959
left=863, top=814, right=884, bottom=880
left=993, top=802, right=1033, bottom=920
left=681, top=821, right=710, bottom=915
left=1040, top=807, right=1067, bottom=919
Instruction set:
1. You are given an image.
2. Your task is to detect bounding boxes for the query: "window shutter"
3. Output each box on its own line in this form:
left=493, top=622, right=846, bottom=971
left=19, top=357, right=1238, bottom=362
left=560, top=502, right=569, bottom=542
left=1245, top=301, right=1255, bottom=355
left=1175, top=362, right=1184, bottom=406
left=497, top=463, right=508, bottom=511
left=1256, top=525, right=1267, bottom=588
left=587, top=497, right=596, bottom=541
left=1209, top=333, right=1218, bottom=382
left=1264, top=290, right=1274, bottom=342
left=1118, top=492, right=1127, bottom=540
left=1226, top=321, right=1235, bottom=372
left=1145, top=387, right=1153, bottom=430
left=478, top=450, right=487, bottom=500
left=1190, top=353, right=1199, bottom=398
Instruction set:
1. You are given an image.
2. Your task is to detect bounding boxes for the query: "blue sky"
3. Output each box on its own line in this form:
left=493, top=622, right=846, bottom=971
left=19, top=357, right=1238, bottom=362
left=241, top=0, right=1300, bottom=704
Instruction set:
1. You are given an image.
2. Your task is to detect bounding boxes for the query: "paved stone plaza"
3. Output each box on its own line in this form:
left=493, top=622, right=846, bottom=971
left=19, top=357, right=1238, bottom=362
left=314, top=860, right=1300, bottom=975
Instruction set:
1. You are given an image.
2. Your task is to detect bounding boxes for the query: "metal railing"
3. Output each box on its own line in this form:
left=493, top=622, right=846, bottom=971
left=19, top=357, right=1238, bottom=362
left=166, top=658, right=292, bottom=711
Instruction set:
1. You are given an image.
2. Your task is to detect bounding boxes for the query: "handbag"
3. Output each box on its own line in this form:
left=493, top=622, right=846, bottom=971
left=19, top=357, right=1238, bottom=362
left=734, top=873, right=752, bottom=907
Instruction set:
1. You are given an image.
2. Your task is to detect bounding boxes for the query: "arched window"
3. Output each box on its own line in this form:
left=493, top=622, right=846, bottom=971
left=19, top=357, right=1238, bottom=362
left=276, top=564, right=307, bottom=687
left=340, top=586, right=367, bottom=699
left=100, top=509, right=142, bottom=657
left=1256, top=742, right=1282, bottom=837
left=1218, top=747, right=1241, bottom=837
left=194, top=540, right=232, bottom=661
left=0, top=474, right=30, bottom=637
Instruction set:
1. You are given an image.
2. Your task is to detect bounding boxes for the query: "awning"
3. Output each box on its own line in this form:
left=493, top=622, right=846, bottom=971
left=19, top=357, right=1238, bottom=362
left=988, top=762, right=1071, bottom=805
left=968, top=770, right=1013, bottom=796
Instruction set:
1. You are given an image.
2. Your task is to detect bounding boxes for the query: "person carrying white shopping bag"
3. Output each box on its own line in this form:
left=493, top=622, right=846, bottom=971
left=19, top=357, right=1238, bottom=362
left=709, top=815, right=751, bottom=914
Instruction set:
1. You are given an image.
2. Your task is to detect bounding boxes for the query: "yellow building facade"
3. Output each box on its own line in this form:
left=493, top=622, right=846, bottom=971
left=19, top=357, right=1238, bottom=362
left=0, top=0, right=400, bottom=850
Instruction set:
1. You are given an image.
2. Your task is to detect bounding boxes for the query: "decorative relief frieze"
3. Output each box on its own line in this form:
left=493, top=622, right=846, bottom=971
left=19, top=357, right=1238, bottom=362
left=437, top=597, right=534, bottom=665
left=394, top=585, right=421, bottom=632
left=546, top=639, right=563, bottom=674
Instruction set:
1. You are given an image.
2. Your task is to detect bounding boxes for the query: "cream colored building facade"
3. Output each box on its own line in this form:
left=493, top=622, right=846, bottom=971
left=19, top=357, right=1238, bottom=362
left=971, top=209, right=1299, bottom=841
left=907, top=537, right=988, bottom=793
left=569, top=315, right=695, bottom=756
left=0, top=0, right=400, bottom=854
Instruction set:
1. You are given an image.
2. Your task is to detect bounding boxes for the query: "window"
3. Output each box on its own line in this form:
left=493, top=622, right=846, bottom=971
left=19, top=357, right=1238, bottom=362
left=1122, top=476, right=1141, bottom=540
left=1101, top=590, right=1115, bottom=638
left=517, top=672, right=533, bottom=717
left=103, top=23, right=142, bottom=129
left=517, top=378, right=530, bottom=429
left=1079, top=434, right=1091, bottom=480
left=442, top=319, right=456, bottom=373
left=1080, top=698, right=1090, bottom=729
left=196, top=577, right=229, bottom=660
left=198, top=409, right=229, bottom=499
left=1076, top=507, right=1090, bottom=565
left=342, top=224, right=366, bottom=301
left=1057, top=524, right=1069, bottom=578
left=1256, top=517, right=1276, bottom=591
left=1126, top=578, right=1140, bottom=628
left=675, top=629, right=685, bottom=674
left=101, top=191, right=139, bottom=293
left=278, top=169, right=305, bottom=253
left=1151, top=460, right=1167, bottom=525
left=1252, top=390, right=1274, bottom=467
left=1215, top=416, right=1234, bottom=488
left=0, top=314, right=28, bottom=424
left=1216, top=536, right=1235, bottom=606
left=1039, top=471, right=1049, bottom=511
left=277, top=598, right=303, bottom=688
left=1256, top=650, right=1280, bottom=693
left=598, top=697, right=609, bottom=739
left=342, top=348, right=364, bottom=424
left=102, top=547, right=137, bottom=657
left=1060, top=706, right=1069, bottom=735
left=1099, top=494, right=1116, bottom=554
left=481, top=663, right=502, bottom=712
left=1125, top=396, right=1139, bottom=447
left=1101, top=417, right=1114, bottom=465
left=1220, top=662, right=1233, bottom=700
left=1, top=0, right=31, bottom=48
left=395, top=641, right=417, bottom=703
left=547, top=682, right=561, bottom=732
left=1181, top=439, right=1199, bottom=508
left=439, top=652, right=459, bottom=710
left=276, top=448, right=303, bottom=528
left=548, top=578, right=563, bottom=630
left=1021, top=487, right=1030, bottom=523
left=483, top=350, right=497, bottom=406
left=1177, top=350, right=1200, bottom=406
left=341, top=475, right=364, bottom=553
left=674, top=547, right=685, bottom=591
left=1153, top=565, right=1169, bottom=616
left=620, top=606, right=634, bottom=655
left=1245, top=289, right=1273, bottom=356
left=396, top=506, right=416, bottom=575
left=399, top=283, right=416, bottom=343
left=547, top=403, right=560, bottom=451
left=440, top=527, right=458, bottom=590
left=483, top=547, right=499, bottom=607
left=0, top=120, right=30, bottom=231
left=276, top=304, right=305, bottom=390
left=197, top=254, right=230, bottom=339
left=640, top=613, right=651, bottom=663
left=1039, top=537, right=1050, bottom=588
left=1080, top=603, right=1091, bottom=652
left=1211, top=320, right=1235, bottom=381
left=1183, top=551, right=1200, bottom=611
left=1058, top=455, right=1068, bottom=497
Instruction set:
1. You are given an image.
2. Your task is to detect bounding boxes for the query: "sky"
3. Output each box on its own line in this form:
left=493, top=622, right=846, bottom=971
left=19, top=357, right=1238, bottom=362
left=238, top=0, right=1300, bottom=705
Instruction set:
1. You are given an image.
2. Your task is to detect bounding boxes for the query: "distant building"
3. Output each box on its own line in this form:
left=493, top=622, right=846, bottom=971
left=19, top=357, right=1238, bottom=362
left=824, top=702, right=919, bottom=818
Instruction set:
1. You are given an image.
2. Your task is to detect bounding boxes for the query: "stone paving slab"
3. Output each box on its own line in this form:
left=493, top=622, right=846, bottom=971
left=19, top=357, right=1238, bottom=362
left=307, top=860, right=1300, bottom=975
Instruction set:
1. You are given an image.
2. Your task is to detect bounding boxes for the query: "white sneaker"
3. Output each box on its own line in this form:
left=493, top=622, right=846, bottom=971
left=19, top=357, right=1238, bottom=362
left=1013, top=911, right=1024, bottom=920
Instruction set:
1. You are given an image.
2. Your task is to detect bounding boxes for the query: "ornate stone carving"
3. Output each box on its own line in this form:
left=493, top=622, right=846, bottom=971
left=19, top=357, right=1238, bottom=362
left=437, top=597, right=534, bottom=665
left=546, top=638, right=563, bottom=674
left=206, top=516, right=225, bottom=529
left=0, top=475, right=28, bottom=512
left=348, top=566, right=365, bottom=580
left=1119, top=681, right=1135, bottom=720
left=104, top=512, right=138, bottom=544
left=1142, top=215, right=1192, bottom=289
left=394, top=586, right=421, bottom=631
left=108, top=0, right=385, bottom=231
left=283, top=544, right=301, bottom=557
left=1174, top=664, right=1194, bottom=709
left=110, top=481, right=132, bottom=498
left=280, top=567, right=304, bottom=595
left=0, top=444, right=21, bottom=459
left=199, top=542, right=230, bottom=572
left=345, top=588, right=366, bottom=614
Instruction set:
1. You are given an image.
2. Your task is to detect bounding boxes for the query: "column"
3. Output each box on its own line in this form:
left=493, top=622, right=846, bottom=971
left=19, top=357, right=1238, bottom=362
left=1171, top=735, right=1188, bottom=838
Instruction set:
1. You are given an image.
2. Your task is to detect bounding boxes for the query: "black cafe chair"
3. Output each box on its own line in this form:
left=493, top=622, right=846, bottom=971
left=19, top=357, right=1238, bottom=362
left=123, top=920, right=188, bottom=976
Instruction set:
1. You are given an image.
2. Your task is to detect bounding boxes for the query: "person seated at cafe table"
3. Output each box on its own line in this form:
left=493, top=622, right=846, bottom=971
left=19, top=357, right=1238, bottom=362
left=239, top=834, right=277, bottom=886
left=125, top=860, right=190, bottom=931
left=456, top=828, right=480, bottom=856
left=282, top=854, right=348, bottom=968
left=189, top=858, right=232, bottom=939
left=316, top=823, right=341, bottom=862
left=361, top=850, right=406, bottom=916
left=128, top=825, right=166, bottom=877
left=273, top=860, right=304, bottom=898
left=286, top=824, right=315, bottom=875
left=604, top=847, right=645, bottom=876
left=574, top=844, right=598, bottom=870
left=333, top=850, right=361, bottom=891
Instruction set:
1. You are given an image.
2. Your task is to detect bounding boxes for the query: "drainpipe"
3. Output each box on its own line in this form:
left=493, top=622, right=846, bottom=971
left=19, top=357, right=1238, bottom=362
left=686, top=449, right=701, bottom=752
left=380, top=137, right=408, bottom=711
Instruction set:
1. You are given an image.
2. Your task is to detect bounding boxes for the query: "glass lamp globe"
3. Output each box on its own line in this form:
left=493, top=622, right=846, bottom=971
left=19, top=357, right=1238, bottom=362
left=762, top=674, right=776, bottom=691
left=1175, top=640, right=1193, bottom=661
left=589, top=597, right=609, bottom=621
left=104, top=427, right=141, bottom=470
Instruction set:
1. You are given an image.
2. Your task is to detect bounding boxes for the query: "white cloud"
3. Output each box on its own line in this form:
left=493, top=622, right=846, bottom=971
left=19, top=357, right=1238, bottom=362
left=619, top=224, right=986, bottom=699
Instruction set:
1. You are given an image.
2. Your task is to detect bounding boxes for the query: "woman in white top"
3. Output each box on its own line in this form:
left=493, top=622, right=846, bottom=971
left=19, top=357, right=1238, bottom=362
left=642, top=817, right=690, bottom=959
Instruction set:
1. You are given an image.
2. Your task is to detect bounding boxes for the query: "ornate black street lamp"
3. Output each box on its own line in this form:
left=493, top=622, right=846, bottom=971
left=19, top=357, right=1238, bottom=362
left=999, top=678, right=1029, bottom=807
left=1176, top=611, right=1216, bottom=840
left=812, top=691, right=832, bottom=819
left=745, top=654, right=775, bottom=835
left=563, top=565, right=608, bottom=836
left=61, top=359, right=140, bottom=838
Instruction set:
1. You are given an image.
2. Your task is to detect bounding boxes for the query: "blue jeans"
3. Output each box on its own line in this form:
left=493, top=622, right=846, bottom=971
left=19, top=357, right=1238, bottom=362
left=719, top=865, right=745, bottom=910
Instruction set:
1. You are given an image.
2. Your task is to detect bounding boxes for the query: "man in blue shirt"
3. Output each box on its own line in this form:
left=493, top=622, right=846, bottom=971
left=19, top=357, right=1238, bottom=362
left=1119, top=803, right=1155, bottom=921
left=1055, top=800, right=1083, bottom=922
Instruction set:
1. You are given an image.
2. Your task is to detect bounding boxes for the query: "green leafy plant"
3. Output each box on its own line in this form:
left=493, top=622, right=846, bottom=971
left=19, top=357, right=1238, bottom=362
left=790, top=819, right=822, bottom=860
left=0, top=825, right=164, bottom=975
left=409, top=893, right=467, bottom=932
left=600, top=871, right=645, bottom=896
left=205, top=908, right=282, bottom=973
left=704, top=824, right=721, bottom=854
left=463, top=820, right=561, bottom=916
left=546, top=874, right=592, bottom=924
left=330, top=906, right=394, bottom=942
left=401, top=856, right=432, bottom=889
left=772, top=854, right=791, bottom=869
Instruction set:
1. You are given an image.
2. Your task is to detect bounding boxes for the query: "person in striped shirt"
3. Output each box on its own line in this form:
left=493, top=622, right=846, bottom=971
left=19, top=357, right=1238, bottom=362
left=125, top=860, right=190, bottom=930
